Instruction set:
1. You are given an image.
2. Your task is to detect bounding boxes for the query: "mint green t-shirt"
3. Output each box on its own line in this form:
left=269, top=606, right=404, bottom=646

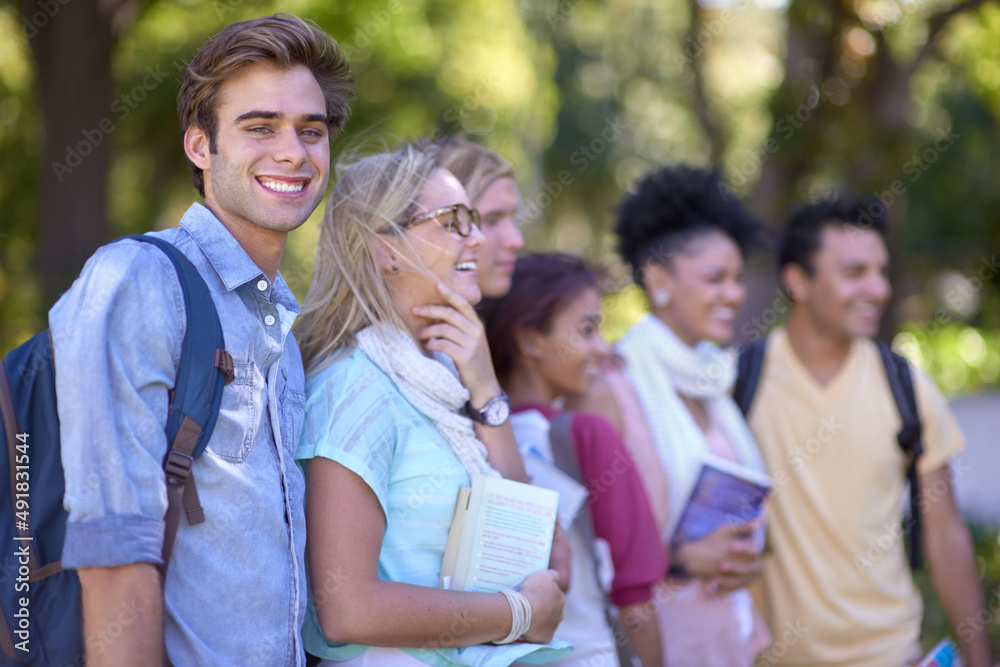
left=296, top=347, right=570, bottom=666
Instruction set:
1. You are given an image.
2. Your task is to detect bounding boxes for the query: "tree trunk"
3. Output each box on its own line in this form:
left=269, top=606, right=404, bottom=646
left=20, top=0, right=115, bottom=309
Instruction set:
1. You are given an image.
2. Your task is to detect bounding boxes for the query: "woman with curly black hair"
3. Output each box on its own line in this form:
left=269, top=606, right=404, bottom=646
left=568, top=165, right=773, bottom=665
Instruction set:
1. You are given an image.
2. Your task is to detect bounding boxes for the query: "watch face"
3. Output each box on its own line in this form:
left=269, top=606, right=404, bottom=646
left=485, top=398, right=511, bottom=426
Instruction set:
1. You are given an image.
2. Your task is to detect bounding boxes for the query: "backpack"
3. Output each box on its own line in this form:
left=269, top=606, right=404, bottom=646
left=0, top=235, right=234, bottom=664
left=548, top=413, right=637, bottom=667
left=733, top=337, right=924, bottom=569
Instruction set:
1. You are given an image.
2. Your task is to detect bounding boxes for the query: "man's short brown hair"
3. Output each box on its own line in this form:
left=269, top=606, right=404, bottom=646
left=178, top=13, right=353, bottom=196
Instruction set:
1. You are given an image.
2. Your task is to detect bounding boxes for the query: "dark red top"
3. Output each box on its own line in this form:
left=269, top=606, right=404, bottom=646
left=514, top=403, right=668, bottom=607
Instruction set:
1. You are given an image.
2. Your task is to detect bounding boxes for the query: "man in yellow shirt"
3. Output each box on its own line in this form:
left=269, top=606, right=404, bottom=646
left=745, top=195, right=993, bottom=666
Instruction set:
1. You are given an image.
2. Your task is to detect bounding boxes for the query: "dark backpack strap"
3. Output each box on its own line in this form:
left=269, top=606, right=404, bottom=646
left=548, top=413, right=636, bottom=667
left=734, top=339, right=768, bottom=417
left=876, top=340, right=924, bottom=570
left=119, top=236, right=232, bottom=573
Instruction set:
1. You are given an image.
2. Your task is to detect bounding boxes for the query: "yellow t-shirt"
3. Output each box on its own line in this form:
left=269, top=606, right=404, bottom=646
left=747, top=329, right=964, bottom=667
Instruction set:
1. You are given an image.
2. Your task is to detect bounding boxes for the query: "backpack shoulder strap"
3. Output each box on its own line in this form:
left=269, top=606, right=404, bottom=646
left=875, top=339, right=924, bottom=570
left=876, top=341, right=922, bottom=455
left=548, top=413, right=583, bottom=486
left=118, top=235, right=233, bottom=570
left=547, top=412, right=635, bottom=667
left=734, top=338, right=768, bottom=416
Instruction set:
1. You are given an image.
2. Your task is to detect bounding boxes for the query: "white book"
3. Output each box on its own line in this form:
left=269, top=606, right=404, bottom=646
left=439, top=475, right=559, bottom=593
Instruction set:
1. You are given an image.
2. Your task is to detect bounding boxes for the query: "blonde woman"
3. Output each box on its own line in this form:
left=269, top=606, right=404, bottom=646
left=429, top=135, right=525, bottom=299
left=294, top=142, right=567, bottom=666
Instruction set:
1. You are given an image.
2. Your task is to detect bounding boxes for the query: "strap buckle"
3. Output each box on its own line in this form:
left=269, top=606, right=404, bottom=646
left=164, top=450, right=194, bottom=483
left=215, top=349, right=235, bottom=385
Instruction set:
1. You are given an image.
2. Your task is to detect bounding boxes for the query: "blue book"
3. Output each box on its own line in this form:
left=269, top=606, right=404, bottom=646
left=672, top=457, right=772, bottom=545
left=914, top=638, right=962, bottom=667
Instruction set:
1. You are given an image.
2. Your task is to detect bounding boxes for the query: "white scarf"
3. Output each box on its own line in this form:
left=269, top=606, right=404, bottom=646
left=356, top=325, right=498, bottom=480
left=617, top=315, right=766, bottom=541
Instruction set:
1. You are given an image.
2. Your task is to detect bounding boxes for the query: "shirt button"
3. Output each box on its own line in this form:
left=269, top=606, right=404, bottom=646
left=257, top=279, right=268, bottom=291
left=264, top=315, right=276, bottom=326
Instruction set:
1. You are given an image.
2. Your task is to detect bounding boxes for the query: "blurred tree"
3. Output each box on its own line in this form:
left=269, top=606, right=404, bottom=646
left=15, top=0, right=141, bottom=307
left=0, top=0, right=556, bottom=351
left=1, top=0, right=998, bottom=399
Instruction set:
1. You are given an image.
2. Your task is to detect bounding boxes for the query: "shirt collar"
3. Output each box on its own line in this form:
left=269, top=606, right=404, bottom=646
left=178, top=203, right=300, bottom=314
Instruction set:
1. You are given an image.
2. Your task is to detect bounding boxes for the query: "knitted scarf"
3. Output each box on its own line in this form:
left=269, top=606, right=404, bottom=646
left=356, top=325, right=498, bottom=480
left=617, top=315, right=766, bottom=542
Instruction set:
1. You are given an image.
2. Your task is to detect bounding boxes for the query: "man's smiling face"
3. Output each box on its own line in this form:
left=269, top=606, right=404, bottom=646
left=188, top=62, right=331, bottom=238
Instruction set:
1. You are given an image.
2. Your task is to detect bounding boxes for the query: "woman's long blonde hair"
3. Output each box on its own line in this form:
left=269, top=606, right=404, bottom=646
left=296, top=142, right=441, bottom=374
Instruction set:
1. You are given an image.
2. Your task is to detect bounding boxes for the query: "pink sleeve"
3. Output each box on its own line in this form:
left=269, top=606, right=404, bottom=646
left=571, top=412, right=668, bottom=607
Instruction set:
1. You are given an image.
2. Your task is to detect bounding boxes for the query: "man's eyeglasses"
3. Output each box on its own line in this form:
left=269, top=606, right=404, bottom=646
left=400, top=204, right=481, bottom=237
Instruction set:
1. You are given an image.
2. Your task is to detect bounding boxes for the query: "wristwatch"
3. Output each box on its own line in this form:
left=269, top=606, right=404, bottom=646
left=464, top=391, right=511, bottom=427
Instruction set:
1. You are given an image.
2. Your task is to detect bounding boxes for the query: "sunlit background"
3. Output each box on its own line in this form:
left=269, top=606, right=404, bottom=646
left=0, top=0, right=998, bottom=650
left=2, top=0, right=998, bottom=396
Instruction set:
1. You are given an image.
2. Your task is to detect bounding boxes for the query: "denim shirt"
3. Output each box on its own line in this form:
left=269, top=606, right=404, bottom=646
left=50, top=203, right=307, bottom=666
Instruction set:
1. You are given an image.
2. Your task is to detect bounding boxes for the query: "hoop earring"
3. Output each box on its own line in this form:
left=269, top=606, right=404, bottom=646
left=652, top=289, right=671, bottom=307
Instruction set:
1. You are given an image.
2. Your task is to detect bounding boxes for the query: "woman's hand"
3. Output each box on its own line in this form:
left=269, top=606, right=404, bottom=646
left=414, top=282, right=502, bottom=407
left=518, top=570, right=566, bottom=644
left=548, top=523, right=571, bottom=593
left=673, top=520, right=763, bottom=594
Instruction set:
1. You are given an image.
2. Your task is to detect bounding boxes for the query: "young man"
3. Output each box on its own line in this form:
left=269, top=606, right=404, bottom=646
left=746, top=196, right=992, bottom=666
left=50, top=14, right=352, bottom=665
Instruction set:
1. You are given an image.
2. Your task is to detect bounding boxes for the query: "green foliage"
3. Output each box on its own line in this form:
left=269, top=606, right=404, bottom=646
left=895, top=325, right=1000, bottom=398
left=0, top=6, right=42, bottom=347
left=2, top=0, right=1000, bottom=359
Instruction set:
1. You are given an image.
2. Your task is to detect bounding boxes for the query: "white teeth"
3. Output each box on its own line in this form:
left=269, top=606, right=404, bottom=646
left=712, top=308, right=735, bottom=320
left=455, top=261, right=477, bottom=271
left=260, top=179, right=305, bottom=194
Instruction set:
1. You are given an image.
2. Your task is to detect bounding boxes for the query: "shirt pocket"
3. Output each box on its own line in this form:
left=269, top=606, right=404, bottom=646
left=279, top=384, right=306, bottom=455
left=207, top=360, right=261, bottom=463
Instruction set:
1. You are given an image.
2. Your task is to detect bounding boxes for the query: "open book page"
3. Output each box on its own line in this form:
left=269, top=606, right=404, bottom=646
left=442, top=475, right=559, bottom=593
left=672, top=457, right=772, bottom=546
